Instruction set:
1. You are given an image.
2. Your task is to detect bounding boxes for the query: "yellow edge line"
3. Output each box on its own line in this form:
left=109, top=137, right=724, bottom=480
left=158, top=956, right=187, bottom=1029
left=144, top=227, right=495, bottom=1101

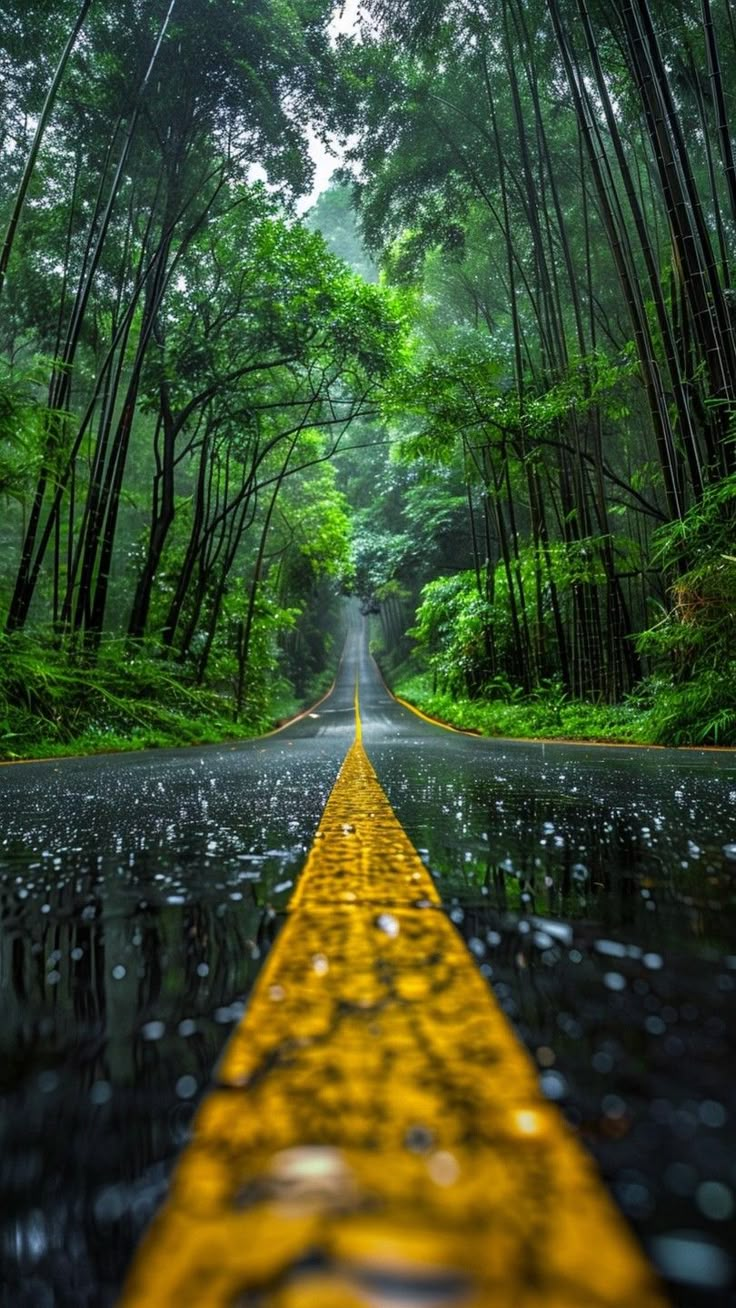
left=394, top=691, right=471, bottom=735
left=121, top=675, right=666, bottom=1307
left=370, top=654, right=472, bottom=735
left=258, top=671, right=339, bottom=740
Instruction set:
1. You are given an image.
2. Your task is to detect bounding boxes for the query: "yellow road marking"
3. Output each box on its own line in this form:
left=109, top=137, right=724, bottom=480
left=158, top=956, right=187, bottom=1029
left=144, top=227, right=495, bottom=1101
left=256, top=670, right=341, bottom=739
left=394, top=691, right=472, bottom=735
left=369, top=653, right=473, bottom=735
left=121, top=691, right=666, bottom=1307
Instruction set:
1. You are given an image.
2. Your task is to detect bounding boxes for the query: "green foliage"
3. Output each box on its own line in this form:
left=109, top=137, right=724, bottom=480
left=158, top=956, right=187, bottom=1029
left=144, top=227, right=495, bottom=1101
left=636, top=672, right=736, bottom=747
left=282, top=455, right=354, bottom=582
left=384, top=339, right=638, bottom=465
left=4, top=0, right=736, bottom=758
left=0, top=624, right=302, bottom=760
left=344, top=440, right=472, bottom=617
left=280, top=577, right=347, bottom=702
left=409, top=529, right=644, bottom=698
left=637, top=473, right=736, bottom=744
left=389, top=670, right=643, bottom=744
left=408, top=571, right=492, bottom=694
left=0, top=163, right=404, bottom=751
left=305, top=182, right=378, bottom=283
left=640, top=472, right=736, bottom=663
left=0, top=635, right=237, bottom=759
left=0, top=358, right=48, bottom=500
left=352, top=524, right=416, bottom=595
left=212, top=585, right=300, bottom=719
left=0, top=0, right=412, bottom=757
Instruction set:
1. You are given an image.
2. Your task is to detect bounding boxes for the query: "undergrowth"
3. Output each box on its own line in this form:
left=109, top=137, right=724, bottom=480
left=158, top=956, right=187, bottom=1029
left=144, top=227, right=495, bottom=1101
left=0, top=634, right=298, bottom=761
left=632, top=668, right=736, bottom=747
left=389, top=670, right=645, bottom=743
left=634, top=472, right=736, bottom=746
left=370, top=622, right=645, bottom=743
left=387, top=666, right=736, bottom=747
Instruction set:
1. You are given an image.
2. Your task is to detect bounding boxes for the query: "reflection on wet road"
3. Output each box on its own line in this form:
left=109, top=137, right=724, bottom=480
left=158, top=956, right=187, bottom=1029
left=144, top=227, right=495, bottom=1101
left=0, top=672, right=353, bottom=1306
left=122, top=714, right=663, bottom=1307
left=1, top=619, right=735, bottom=1306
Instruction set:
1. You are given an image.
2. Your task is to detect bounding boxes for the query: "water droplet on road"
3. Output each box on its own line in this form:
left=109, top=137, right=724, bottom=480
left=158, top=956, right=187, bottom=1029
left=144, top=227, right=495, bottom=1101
left=175, top=1075, right=197, bottom=1100
left=376, top=913, right=400, bottom=937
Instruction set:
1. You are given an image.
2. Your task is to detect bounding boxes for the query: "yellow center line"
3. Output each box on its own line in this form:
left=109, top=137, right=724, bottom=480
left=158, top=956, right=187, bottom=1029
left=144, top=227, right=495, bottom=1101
left=121, top=686, right=666, bottom=1307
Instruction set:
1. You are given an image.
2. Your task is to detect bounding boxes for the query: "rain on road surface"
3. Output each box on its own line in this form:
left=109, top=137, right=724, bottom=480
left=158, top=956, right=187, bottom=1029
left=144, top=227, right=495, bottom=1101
left=1, top=618, right=735, bottom=1306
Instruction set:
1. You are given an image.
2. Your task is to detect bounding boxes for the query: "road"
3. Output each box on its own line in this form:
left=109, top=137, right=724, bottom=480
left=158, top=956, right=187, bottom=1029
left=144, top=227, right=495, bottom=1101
left=1, top=618, right=735, bottom=1305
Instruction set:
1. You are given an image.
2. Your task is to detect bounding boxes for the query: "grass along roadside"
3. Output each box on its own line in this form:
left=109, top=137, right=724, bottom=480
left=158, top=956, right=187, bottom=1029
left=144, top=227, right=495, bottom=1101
left=0, top=635, right=337, bottom=762
left=384, top=664, right=736, bottom=748
left=386, top=669, right=647, bottom=744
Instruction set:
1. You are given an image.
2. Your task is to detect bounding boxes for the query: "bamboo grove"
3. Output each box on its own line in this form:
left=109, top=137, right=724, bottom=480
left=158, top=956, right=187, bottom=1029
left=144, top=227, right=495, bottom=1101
left=343, top=0, right=736, bottom=744
left=1, top=0, right=735, bottom=752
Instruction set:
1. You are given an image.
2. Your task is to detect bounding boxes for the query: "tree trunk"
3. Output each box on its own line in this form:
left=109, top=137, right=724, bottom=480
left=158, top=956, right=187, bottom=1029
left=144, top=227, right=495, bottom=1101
left=0, top=0, right=93, bottom=295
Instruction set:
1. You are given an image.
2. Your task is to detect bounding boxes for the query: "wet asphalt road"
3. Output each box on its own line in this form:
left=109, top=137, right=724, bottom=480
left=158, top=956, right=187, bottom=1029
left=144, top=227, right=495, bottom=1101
left=1, top=620, right=735, bottom=1306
